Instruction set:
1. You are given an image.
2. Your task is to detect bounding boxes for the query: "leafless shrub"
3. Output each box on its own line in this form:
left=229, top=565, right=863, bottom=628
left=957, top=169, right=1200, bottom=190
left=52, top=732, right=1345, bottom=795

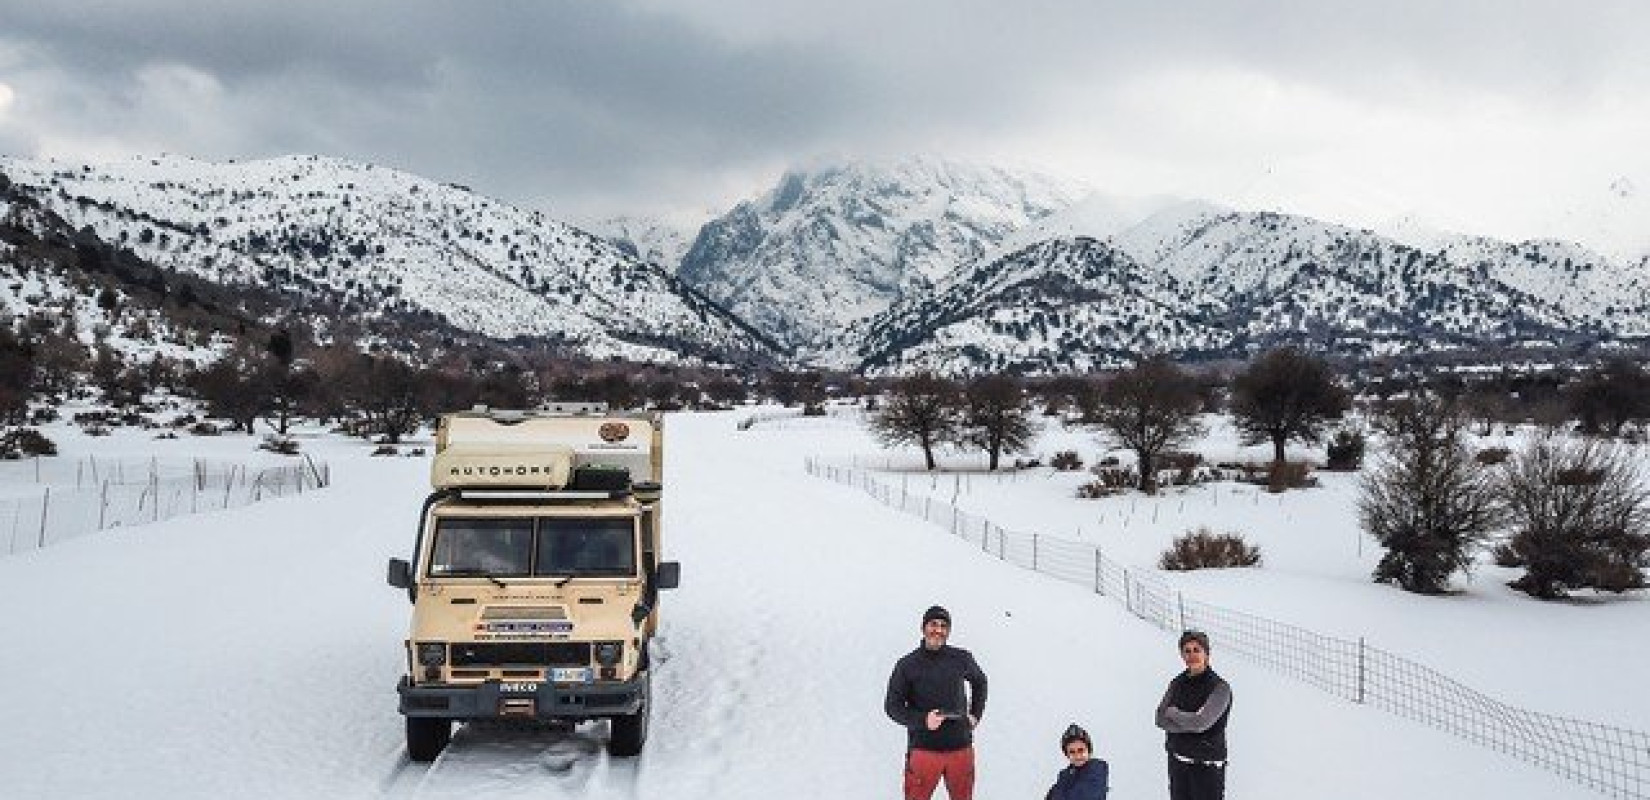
left=1499, top=434, right=1650, bottom=599
left=1360, top=394, right=1500, bottom=594
left=1159, top=527, right=1262, bottom=571
left=258, top=435, right=300, bottom=455
left=1267, top=460, right=1317, bottom=493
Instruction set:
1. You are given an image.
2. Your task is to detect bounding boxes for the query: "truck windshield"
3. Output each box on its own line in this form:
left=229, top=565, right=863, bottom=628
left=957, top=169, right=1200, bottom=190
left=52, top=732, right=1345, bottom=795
left=428, top=517, right=636, bottom=578
left=430, top=518, right=534, bottom=577
left=537, top=517, right=636, bottom=577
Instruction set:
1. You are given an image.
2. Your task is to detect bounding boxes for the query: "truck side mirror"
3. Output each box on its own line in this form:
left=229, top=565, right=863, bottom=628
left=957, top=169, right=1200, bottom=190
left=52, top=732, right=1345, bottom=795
left=655, top=561, right=681, bottom=590
left=387, top=558, right=413, bottom=590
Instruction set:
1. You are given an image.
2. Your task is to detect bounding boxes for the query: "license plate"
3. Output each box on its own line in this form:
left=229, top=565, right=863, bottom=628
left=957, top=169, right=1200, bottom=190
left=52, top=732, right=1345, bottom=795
left=550, top=667, right=592, bottom=684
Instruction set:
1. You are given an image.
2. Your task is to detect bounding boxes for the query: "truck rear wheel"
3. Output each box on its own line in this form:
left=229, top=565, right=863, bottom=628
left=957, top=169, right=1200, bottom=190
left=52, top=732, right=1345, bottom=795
left=607, top=671, right=651, bottom=757
left=406, top=717, right=452, bottom=762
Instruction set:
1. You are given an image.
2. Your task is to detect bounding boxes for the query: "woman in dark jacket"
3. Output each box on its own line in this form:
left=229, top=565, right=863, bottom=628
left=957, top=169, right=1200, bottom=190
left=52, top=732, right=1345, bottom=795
left=1046, top=723, right=1108, bottom=800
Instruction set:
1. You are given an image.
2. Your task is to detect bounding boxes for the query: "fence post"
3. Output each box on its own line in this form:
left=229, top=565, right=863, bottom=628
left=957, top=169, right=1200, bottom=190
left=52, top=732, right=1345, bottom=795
left=37, top=487, right=50, bottom=549
left=1357, top=637, right=1366, bottom=704
left=98, top=481, right=108, bottom=530
left=1032, top=534, right=1039, bottom=571
left=1177, top=592, right=1186, bottom=631
left=1094, top=547, right=1103, bottom=595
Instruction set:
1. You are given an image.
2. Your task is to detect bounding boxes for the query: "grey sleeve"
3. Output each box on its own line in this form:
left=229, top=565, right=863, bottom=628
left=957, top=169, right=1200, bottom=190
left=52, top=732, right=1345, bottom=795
left=1157, top=680, right=1231, bottom=734
left=1153, top=683, right=1177, bottom=731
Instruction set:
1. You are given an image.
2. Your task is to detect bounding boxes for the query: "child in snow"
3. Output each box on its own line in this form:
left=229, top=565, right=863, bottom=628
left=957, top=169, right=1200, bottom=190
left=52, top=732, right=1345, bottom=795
left=1045, top=723, right=1108, bottom=800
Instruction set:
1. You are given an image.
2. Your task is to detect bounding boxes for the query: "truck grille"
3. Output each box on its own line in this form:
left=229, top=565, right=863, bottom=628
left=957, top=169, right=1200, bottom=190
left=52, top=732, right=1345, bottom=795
left=450, top=642, right=591, bottom=667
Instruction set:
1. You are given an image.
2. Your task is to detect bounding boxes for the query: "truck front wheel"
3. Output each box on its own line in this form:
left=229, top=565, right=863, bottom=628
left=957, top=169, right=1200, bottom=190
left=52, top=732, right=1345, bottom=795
left=406, top=717, right=452, bottom=762
left=607, top=671, right=651, bottom=757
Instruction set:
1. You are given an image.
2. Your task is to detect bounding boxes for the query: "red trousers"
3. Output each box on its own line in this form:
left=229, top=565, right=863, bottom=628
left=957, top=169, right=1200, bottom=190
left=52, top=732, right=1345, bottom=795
left=903, top=746, right=975, bottom=800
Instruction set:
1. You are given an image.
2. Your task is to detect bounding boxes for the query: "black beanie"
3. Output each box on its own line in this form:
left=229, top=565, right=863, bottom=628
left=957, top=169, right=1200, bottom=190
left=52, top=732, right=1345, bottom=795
left=922, top=605, right=951, bottom=626
left=1061, top=723, right=1092, bottom=751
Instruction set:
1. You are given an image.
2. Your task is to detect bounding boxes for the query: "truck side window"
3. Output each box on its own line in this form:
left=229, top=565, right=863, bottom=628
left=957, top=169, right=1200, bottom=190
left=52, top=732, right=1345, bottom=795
left=430, top=518, right=534, bottom=576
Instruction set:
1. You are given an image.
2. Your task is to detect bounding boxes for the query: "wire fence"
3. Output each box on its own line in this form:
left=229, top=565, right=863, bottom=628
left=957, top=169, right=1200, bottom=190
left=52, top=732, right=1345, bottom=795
left=1, top=455, right=332, bottom=556
left=737, top=405, right=867, bottom=431
left=805, top=457, right=1650, bottom=800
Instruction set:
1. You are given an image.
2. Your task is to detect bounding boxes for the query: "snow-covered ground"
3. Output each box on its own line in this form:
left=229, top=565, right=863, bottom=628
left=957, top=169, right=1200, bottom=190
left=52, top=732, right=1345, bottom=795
left=0, top=410, right=1627, bottom=799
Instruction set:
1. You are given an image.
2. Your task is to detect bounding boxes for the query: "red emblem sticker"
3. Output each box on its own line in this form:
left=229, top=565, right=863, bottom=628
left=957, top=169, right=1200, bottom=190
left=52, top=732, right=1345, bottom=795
left=599, top=422, right=630, bottom=442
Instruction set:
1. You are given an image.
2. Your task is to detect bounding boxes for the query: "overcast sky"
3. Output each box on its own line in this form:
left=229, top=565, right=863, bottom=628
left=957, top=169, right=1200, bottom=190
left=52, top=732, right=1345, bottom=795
left=0, top=0, right=1645, bottom=251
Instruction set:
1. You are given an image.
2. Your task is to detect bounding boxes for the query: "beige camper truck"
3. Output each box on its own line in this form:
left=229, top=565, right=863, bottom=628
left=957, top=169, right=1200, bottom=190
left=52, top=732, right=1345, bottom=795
left=386, top=404, right=679, bottom=761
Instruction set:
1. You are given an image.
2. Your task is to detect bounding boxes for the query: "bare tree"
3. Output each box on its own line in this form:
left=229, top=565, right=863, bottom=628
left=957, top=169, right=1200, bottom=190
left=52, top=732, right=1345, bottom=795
left=1566, top=358, right=1650, bottom=437
left=962, top=374, right=1035, bottom=471
left=1092, top=357, right=1205, bottom=492
left=1499, top=433, right=1650, bottom=599
left=1358, top=395, right=1500, bottom=594
left=1229, top=347, right=1350, bottom=466
left=869, top=373, right=961, bottom=471
left=0, top=323, right=33, bottom=425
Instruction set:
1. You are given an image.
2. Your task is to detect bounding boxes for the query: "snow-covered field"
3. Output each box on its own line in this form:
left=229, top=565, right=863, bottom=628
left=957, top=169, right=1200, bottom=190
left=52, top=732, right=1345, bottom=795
left=0, top=410, right=1632, bottom=799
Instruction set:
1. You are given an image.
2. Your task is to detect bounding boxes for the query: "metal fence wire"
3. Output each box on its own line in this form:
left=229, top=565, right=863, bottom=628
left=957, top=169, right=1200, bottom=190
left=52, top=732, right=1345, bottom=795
left=804, top=457, right=1650, bottom=800
left=1, top=455, right=332, bottom=556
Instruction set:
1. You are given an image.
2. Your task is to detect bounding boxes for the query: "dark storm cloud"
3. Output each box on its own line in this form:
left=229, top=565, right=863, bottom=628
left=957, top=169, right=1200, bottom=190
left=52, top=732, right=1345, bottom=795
left=0, top=0, right=876, bottom=211
left=0, top=0, right=1646, bottom=234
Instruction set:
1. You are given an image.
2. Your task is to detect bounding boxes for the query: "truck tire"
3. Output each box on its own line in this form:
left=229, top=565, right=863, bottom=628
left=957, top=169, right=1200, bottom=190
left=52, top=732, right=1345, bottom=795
left=607, top=671, right=650, bottom=757
left=406, top=717, right=452, bottom=762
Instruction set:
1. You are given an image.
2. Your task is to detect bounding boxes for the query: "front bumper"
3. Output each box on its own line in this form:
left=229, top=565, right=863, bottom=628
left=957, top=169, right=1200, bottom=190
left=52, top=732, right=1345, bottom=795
left=398, top=674, right=645, bottom=721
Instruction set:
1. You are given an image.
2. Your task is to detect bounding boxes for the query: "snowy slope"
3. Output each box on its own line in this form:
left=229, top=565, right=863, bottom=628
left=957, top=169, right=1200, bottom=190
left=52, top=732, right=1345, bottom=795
left=847, top=199, right=1648, bottom=373
left=677, top=158, right=1088, bottom=351
left=0, top=412, right=1621, bottom=799
left=0, top=154, right=778, bottom=365
left=586, top=213, right=706, bottom=272
left=0, top=189, right=233, bottom=366
left=845, top=237, right=1229, bottom=374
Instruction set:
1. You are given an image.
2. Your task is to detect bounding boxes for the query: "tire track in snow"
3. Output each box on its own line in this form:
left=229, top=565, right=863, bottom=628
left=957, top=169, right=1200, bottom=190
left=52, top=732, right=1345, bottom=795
left=378, top=721, right=644, bottom=799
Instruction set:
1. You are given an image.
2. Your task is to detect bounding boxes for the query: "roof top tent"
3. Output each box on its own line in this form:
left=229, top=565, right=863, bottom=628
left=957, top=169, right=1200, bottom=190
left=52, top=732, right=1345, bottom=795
left=432, top=405, right=662, bottom=493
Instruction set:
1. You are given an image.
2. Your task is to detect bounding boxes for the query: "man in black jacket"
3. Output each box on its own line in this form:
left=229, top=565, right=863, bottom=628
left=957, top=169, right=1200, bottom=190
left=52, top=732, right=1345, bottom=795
left=1155, top=630, right=1232, bottom=800
left=884, top=605, right=988, bottom=800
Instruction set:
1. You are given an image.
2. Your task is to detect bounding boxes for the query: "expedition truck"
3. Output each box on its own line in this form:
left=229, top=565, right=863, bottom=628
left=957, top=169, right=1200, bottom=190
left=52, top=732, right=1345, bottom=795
left=386, top=405, right=680, bottom=761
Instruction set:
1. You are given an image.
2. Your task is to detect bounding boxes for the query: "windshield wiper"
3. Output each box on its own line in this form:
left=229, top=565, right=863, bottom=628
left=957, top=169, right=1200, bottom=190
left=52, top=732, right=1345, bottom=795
left=436, top=568, right=509, bottom=588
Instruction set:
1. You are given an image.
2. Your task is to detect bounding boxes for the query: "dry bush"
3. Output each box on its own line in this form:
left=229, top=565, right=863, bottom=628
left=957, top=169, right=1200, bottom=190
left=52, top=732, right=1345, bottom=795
left=1475, top=446, right=1512, bottom=466
left=1051, top=450, right=1084, bottom=471
left=1159, top=527, right=1262, bottom=571
left=371, top=444, right=400, bottom=457
left=0, top=428, right=57, bottom=458
left=189, top=421, right=221, bottom=436
left=1266, top=460, right=1317, bottom=493
left=1095, top=466, right=1136, bottom=488
left=258, top=435, right=300, bottom=456
left=1325, top=429, right=1366, bottom=471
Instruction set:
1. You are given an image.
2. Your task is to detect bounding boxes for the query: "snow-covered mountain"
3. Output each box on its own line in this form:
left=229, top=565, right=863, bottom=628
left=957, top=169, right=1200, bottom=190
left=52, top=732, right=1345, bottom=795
left=676, top=157, right=1088, bottom=352
left=587, top=213, right=706, bottom=272
left=0, top=154, right=780, bottom=366
left=846, top=237, right=1228, bottom=374
left=842, top=202, right=1644, bottom=374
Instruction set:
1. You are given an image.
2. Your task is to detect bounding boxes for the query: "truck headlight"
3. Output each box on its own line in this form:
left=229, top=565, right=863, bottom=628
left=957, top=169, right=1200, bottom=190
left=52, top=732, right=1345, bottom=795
left=594, top=641, right=622, bottom=666
left=417, top=642, right=448, bottom=666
